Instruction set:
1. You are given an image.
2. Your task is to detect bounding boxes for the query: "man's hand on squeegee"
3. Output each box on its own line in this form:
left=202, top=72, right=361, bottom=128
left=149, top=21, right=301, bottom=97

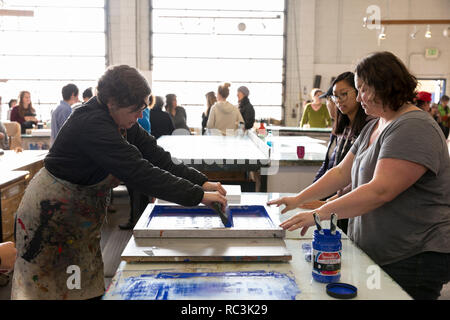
left=201, top=191, right=228, bottom=211
left=202, top=181, right=227, bottom=197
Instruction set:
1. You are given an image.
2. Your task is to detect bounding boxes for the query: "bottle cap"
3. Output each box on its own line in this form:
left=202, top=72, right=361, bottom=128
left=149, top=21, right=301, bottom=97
left=326, top=283, right=357, bottom=299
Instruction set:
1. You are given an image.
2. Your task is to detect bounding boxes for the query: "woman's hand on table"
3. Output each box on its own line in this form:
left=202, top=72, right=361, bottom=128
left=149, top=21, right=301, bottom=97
left=280, top=210, right=316, bottom=236
left=201, top=191, right=228, bottom=211
left=267, top=196, right=301, bottom=214
left=202, top=181, right=227, bottom=197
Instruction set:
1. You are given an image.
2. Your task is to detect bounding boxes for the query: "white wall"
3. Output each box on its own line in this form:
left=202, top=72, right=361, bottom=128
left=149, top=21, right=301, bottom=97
left=106, top=0, right=450, bottom=125
left=284, top=0, right=450, bottom=126
left=107, top=0, right=151, bottom=83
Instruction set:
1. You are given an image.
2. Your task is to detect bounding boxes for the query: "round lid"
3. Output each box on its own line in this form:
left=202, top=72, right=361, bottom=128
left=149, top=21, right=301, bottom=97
left=326, top=283, right=357, bottom=299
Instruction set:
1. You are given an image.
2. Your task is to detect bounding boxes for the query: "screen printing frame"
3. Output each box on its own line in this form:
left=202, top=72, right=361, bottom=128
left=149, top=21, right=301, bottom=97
left=133, top=204, right=285, bottom=238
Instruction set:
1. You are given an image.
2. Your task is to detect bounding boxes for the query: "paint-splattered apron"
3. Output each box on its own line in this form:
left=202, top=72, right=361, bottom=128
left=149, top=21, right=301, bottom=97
left=11, top=167, right=116, bottom=300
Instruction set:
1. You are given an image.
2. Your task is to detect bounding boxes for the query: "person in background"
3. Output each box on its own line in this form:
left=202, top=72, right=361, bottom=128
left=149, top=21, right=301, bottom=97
left=202, top=91, right=217, bottom=135
left=437, top=95, right=449, bottom=139
left=51, top=83, right=79, bottom=144
left=302, top=72, right=374, bottom=234
left=165, top=93, right=190, bottom=134
left=206, top=83, right=244, bottom=135
left=12, top=65, right=227, bottom=300
left=72, top=87, right=94, bottom=112
left=430, top=103, right=441, bottom=123
left=300, top=88, right=332, bottom=128
left=137, top=96, right=151, bottom=134
left=150, top=96, right=175, bottom=139
left=6, top=99, right=17, bottom=121
left=82, top=87, right=93, bottom=103
left=269, top=51, right=450, bottom=300
left=313, top=86, right=337, bottom=182
left=237, top=86, right=255, bottom=130
left=10, top=91, right=38, bottom=134
left=415, top=91, right=432, bottom=112
left=0, top=120, right=9, bottom=150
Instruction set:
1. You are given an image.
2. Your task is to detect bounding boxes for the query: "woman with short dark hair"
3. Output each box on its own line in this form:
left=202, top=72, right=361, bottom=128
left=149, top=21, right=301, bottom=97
left=11, top=65, right=227, bottom=300
left=269, top=51, right=450, bottom=300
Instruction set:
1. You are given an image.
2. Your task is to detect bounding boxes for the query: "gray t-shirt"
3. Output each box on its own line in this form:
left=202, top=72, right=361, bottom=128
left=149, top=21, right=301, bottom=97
left=348, top=110, right=450, bottom=266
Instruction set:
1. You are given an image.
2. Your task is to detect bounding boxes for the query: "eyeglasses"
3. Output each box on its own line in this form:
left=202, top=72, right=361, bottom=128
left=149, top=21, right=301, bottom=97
left=129, top=102, right=148, bottom=114
left=330, top=89, right=355, bottom=103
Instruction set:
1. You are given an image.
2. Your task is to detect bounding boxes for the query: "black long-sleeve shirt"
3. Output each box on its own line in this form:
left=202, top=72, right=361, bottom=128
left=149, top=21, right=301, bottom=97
left=238, top=97, right=255, bottom=130
left=149, top=107, right=175, bottom=139
left=45, top=97, right=207, bottom=206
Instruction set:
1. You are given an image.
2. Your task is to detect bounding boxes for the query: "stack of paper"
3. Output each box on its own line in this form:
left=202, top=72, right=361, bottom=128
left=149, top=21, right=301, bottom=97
left=157, top=184, right=241, bottom=204
left=223, top=184, right=241, bottom=203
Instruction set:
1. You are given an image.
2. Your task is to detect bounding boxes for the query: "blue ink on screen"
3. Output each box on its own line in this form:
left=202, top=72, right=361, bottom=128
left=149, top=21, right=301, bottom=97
left=115, top=270, right=300, bottom=300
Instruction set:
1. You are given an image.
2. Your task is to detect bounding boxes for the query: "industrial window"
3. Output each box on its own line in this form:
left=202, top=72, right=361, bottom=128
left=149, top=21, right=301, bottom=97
left=0, top=0, right=106, bottom=121
left=151, top=0, right=285, bottom=129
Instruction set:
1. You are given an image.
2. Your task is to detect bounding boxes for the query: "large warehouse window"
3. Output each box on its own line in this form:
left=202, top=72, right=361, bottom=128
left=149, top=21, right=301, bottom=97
left=151, top=0, right=285, bottom=129
left=0, top=0, right=106, bottom=121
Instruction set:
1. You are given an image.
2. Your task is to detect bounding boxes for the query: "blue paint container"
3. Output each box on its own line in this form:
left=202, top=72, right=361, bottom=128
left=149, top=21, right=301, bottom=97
left=312, top=229, right=342, bottom=283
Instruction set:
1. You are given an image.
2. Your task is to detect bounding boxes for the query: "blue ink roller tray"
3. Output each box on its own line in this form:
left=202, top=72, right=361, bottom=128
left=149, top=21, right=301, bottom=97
left=326, top=283, right=357, bottom=299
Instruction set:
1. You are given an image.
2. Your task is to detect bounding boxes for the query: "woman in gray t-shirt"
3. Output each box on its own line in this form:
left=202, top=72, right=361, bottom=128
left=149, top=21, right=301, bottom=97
left=268, top=51, right=450, bottom=300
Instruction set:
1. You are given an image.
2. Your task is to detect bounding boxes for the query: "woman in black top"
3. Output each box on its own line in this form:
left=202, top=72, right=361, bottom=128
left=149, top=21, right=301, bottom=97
left=165, top=93, right=190, bottom=133
left=237, top=86, right=255, bottom=130
left=150, top=95, right=175, bottom=139
left=11, top=65, right=227, bottom=300
left=302, top=72, right=372, bottom=234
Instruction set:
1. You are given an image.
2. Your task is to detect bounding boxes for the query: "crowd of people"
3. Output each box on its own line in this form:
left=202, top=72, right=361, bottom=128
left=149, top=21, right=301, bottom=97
left=2, top=83, right=257, bottom=146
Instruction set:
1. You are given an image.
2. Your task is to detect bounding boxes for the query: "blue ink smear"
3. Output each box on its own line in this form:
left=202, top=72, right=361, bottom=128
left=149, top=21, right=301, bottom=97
left=115, top=270, right=300, bottom=300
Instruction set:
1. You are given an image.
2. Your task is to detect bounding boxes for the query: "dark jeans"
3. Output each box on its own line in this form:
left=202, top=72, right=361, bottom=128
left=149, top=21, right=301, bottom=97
left=337, top=219, right=348, bottom=234
left=127, top=186, right=149, bottom=223
left=381, top=251, right=450, bottom=300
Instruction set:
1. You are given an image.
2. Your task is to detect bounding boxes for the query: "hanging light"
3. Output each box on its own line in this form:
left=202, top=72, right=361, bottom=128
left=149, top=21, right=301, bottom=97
left=362, top=16, right=368, bottom=28
left=410, top=25, right=418, bottom=39
left=425, top=25, right=432, bottom=38
left=378, top=25, right=386, bottom=40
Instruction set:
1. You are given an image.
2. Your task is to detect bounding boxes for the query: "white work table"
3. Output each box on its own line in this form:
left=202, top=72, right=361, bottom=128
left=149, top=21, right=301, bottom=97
left=103, top=193, right=411, bottom=300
